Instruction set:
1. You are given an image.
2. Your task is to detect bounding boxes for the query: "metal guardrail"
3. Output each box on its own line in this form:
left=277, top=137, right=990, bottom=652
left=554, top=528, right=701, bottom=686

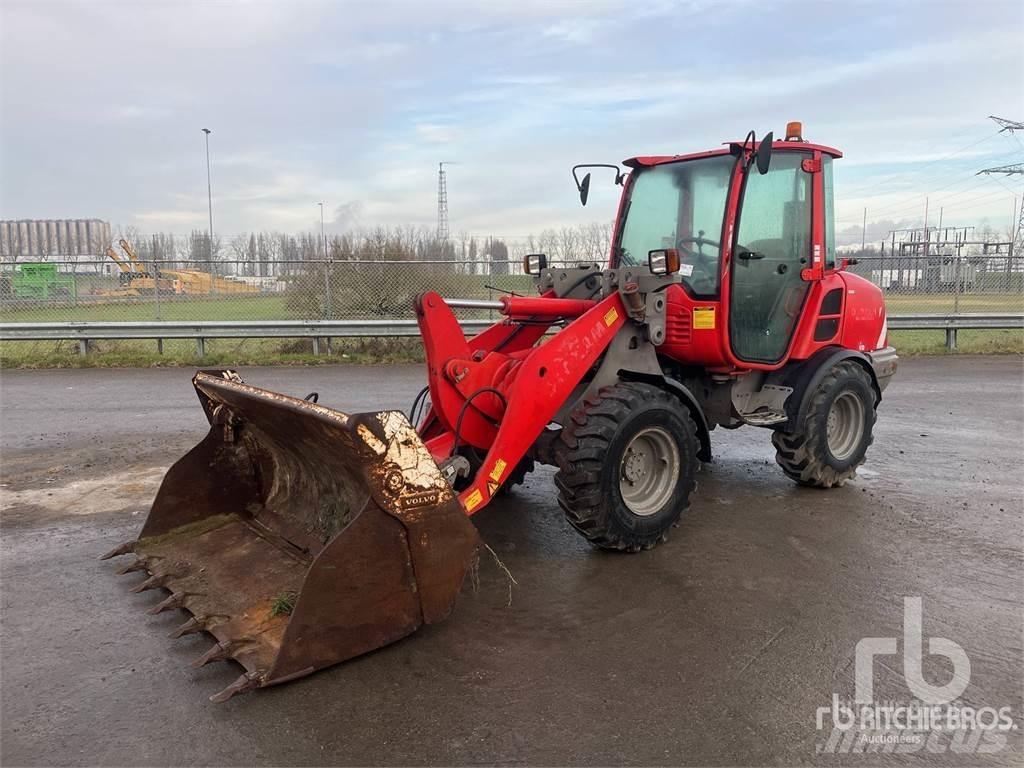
left=1, top=314, right=1020, bottom=354
left=887, top=313, right=1024, bottom=349
left=0, top=319, right=494, bottom=356
left=886, top=313, right=1024, bottom=329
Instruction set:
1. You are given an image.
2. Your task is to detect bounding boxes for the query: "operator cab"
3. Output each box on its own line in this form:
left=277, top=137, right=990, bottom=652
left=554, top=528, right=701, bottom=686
left=609, top=123, right=843, bottom=364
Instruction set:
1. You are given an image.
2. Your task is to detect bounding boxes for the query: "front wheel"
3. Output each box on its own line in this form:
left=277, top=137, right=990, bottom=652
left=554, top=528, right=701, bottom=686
left=772, top=360, right=876, bottom=488
left=554, top=382, right=700, bottom=552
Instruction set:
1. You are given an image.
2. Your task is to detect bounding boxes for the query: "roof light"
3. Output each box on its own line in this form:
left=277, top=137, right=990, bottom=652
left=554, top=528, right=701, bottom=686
left=785, top=121, right=803, bottom=141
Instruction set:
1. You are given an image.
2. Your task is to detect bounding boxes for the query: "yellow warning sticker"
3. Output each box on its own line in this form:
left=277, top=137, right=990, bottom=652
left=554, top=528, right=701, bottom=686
left=489, top=458, right=507, bottom=482
left=465, top=489, right=484, bottom=511
left=693, top=307, right=716, bottom=330
left=603, top=307, right=619, bottom=327
left=487, top=480, right=500, bottom=496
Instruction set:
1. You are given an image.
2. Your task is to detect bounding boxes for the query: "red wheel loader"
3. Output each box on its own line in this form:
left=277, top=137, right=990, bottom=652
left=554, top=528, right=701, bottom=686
left=103, top=124, right=897, bottom=701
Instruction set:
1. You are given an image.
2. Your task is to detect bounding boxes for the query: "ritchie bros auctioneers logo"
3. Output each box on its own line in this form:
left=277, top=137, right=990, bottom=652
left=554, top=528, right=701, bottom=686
left=816, top=597, right=1017, bottom=755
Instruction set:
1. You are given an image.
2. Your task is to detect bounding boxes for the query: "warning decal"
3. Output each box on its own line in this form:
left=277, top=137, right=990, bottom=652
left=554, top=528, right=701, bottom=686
left=465, top=489, right=484, bottom=511
left=693, top=307, right=716, bottom=330
left=487, top=480, right=500, bottom=496
left=489, top=458, right=507, bottom=482
left=603, top=307, right=619, bottom=327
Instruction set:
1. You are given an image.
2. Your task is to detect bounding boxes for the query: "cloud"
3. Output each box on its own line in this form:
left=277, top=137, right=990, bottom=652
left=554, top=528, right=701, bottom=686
left=414, top=123, right=461, bottom=144
left=1, top=0, right=1020, bottom=237
left=132, top=210, right=209, bottom=225
left=541, top=18, right=608, bottom=44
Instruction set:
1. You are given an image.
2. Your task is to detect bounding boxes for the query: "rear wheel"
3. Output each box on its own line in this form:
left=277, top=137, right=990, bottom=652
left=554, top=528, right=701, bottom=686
left=554, top=382, right=699, bottom=552
left=772, top=360, right=876, bottom=488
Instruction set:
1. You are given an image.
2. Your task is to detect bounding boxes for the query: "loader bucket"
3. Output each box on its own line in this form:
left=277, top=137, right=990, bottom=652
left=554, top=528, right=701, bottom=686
left=101, top=371, right=479, bottom=702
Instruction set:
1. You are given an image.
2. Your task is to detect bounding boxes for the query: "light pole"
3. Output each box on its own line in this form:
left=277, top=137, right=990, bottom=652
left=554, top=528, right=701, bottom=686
left=202, top=128, right=214, bottom=262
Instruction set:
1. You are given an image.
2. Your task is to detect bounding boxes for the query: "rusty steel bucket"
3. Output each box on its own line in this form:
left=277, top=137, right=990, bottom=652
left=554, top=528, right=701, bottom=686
left=101, top=370, right=479, bottom=702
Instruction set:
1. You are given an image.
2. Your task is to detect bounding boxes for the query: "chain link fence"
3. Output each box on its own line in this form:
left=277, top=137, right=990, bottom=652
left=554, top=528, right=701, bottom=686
left=0, top=259, right=539, bottom=324
left=845, top=254, right=1023, bottom=314
left=0, top=255, right=1021, bottom=325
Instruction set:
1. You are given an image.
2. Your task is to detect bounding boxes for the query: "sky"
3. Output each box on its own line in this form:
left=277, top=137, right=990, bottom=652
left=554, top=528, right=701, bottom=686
left=1, top=0, right=1022, bottom=246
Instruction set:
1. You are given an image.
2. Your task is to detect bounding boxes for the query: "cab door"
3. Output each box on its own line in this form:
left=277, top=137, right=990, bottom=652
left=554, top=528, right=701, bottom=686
left=729, top=151, right=813, bottom=363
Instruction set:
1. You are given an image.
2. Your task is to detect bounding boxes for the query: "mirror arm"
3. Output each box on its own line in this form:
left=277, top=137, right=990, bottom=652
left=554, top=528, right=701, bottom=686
left=572, top=163, right=625, bottom=191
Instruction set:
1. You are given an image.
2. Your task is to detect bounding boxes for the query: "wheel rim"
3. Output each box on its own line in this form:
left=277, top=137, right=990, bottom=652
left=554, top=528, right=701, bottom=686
left=618, top=426, right=680, bottom=516
left=826, top=390, right=865, bottom=461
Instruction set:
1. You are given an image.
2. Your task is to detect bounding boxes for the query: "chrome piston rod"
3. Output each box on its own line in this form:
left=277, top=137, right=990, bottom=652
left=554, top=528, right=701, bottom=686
left=443, top=298, right=504, bottom=310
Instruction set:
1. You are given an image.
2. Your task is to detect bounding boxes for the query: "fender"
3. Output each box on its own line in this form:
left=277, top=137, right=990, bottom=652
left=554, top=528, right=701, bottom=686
left=563, top=325, right=713, bottom=462
left=619, top=370, right=713, bottom=462
left=778, top=346, right=880, bottom=433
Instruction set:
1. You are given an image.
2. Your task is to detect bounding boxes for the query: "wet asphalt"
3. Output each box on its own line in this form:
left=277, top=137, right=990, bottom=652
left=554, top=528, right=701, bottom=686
left=0, top=357, right=1021, bottom=766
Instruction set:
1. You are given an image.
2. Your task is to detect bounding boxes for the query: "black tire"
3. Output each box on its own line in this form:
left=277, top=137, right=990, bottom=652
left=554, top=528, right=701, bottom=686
left=772, top=360, right=876, bottom=488
left=554, top=382, right=699, bottom=552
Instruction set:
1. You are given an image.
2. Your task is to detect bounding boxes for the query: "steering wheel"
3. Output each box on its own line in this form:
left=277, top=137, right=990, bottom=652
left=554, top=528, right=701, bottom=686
left=676, top=234, right=721, bottom=259
left=676, top=234, right=721, bottom=287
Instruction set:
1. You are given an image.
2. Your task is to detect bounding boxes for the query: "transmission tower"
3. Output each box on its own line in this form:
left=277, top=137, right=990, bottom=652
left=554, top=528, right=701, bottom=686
left=988, top=115, right=1024, bottom=133
left=437, top=162, right=451, bottom=241
left=978, top=117, right=1023, bottom=252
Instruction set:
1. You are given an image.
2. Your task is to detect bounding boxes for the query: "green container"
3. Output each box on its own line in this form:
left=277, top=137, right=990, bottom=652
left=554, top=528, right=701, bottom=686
left=11, top=262, right=77, bottom=300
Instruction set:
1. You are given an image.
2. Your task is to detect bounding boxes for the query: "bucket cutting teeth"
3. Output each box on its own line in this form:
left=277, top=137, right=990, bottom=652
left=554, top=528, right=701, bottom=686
left=99, top=540, right=136, bottom=561
left=192, top=640, right=241, bottom=668
left=169, top=616, right=206, bottom=639
left=129, top=574, right=167, bottom=594
left=210, top=672, right=262, bottom=704
left=117, top=558, right=149, bottom=575
left=147, top=593, right=186, bottom=615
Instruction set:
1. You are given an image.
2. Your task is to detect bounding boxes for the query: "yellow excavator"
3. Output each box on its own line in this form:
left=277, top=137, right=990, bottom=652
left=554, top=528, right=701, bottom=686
left=99, top=246, right=178, bottom=297
left=120, top=240, right=260, bottom=295
left=100, top=240, right=260, bottom=296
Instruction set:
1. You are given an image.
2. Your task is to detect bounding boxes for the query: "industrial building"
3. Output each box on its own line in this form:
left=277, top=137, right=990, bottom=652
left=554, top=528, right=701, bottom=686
left=0, top=219, right=112, bottom=260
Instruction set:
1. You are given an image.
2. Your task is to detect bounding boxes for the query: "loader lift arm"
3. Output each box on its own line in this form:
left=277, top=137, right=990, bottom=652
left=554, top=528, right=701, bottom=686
left=415, top=291, right=627, bottom=514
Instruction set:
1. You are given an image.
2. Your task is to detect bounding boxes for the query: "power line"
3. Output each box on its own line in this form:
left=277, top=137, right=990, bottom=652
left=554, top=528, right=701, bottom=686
left=837, top=146, right=1022, bottom=208
left=837, top=130, right=1009, bottom=197
left=836, top=181, right=1013, bottom=225
left=836, top=144, right=1024, bottom=224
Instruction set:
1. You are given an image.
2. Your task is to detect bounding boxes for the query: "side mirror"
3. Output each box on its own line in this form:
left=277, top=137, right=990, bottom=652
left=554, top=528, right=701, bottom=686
left=578, top=173, right=591, bottom=206
left=756, top=131, right=774, bottom=175
left=524, top=253, right=548, bottom=275
left=572, top=164, right=623, bottom=206
left=648, top=248, right=680, bottom=275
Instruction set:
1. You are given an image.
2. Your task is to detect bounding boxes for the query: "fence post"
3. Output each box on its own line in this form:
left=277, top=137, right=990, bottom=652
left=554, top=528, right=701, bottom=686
left=196, top=337, right=206, bottom=357
left=487, top=260, right=494, bottom=321
left=945, top=328, right=957, bottom=351
left=953, top=254, right=961, bottom=316
left=312, top=337, right=321, bottom=356
left=152, top=259, right=162, bottom=355
left=323, top=258, right=333, bottom=320
left=153, top=259, right=161, bottom=320
left=78, top=339, right=89, bottom=356
left=323, top=258, right=333, bottom=357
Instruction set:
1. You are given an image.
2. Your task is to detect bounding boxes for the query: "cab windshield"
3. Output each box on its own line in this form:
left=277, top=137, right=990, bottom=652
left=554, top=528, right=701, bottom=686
left=616, top=154, right=734, bottom=295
